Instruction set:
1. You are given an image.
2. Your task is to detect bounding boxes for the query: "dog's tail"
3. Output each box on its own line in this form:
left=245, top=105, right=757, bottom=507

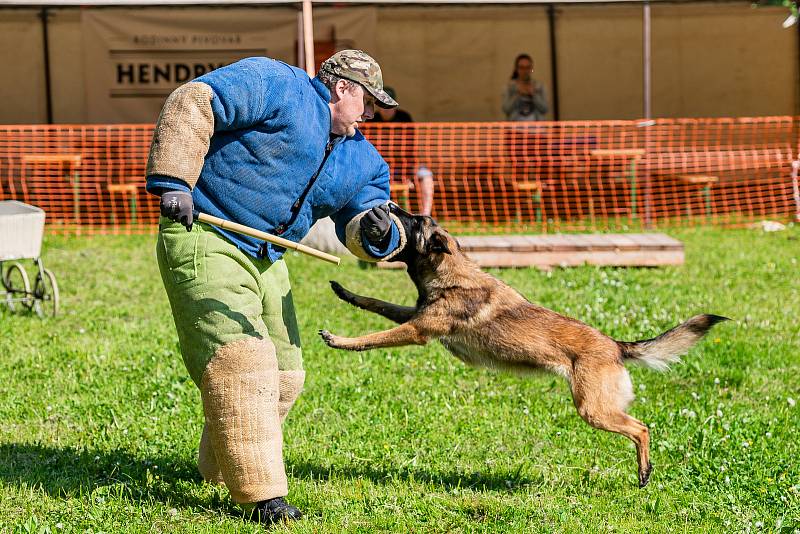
left=617, top=314, right=729, bottom=371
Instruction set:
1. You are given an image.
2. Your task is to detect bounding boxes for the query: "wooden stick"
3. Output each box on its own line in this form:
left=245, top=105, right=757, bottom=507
left=195, top=212, right=341, bottom=265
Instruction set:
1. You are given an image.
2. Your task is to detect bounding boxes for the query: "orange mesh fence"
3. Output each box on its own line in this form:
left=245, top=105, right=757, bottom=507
left=363, top=117, right=800, bottom=233
left=0, top=118, right=798, bottom=236
left=0, top=124, right=156, bottom=235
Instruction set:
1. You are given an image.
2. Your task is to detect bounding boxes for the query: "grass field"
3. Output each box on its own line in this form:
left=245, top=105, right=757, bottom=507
left=0, top=225, right=798, bottom=533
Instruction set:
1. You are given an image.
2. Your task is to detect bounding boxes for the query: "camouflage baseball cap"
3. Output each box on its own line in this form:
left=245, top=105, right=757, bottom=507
left=320, top=49, right=398, bottom=109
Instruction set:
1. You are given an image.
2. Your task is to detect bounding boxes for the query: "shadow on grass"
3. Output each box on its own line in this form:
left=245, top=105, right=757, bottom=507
left=0, top=443, right=235, bottom=513
left=0, top=443, right=551, bottom=513
left=286, top=458, right=547, bottom=493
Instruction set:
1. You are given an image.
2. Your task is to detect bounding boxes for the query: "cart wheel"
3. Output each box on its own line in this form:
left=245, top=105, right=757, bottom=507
left=3, top=262, right=32, bottom=312
left=33, top=268, right=59, bottom=318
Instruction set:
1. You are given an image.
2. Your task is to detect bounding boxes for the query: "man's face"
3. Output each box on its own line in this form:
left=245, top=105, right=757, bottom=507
left=330, top=80, right=375, bottom=137
left=516, top=58, right=533, bottom=81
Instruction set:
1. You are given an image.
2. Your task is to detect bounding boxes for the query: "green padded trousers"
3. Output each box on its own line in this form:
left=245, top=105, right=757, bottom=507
left=157, top=217, right=305, bottom=503
left=156, top=217, right=303, bottom=385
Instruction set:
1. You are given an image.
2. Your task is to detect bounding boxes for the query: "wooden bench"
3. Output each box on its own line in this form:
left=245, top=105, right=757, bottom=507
left=675, top=174, right=718, bottom=218
left=510, top=180, right=543, bottom=223
left=590, top=149, right=646, bottom=219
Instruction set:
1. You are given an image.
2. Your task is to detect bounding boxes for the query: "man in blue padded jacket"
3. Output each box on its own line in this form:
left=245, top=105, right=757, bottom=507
left=145, top=50, right=406, bottom=525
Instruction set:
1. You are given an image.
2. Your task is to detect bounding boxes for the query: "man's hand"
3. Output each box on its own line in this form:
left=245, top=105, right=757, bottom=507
left=360, top=203, right=392, bottom=247
left=160, top=190, right=194, bottom=231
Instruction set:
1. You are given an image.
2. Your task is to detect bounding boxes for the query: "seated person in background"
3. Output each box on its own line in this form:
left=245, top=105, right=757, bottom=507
left=368, top=87, right=434, bottom=216
left=502, top=53, right=548, bottom=121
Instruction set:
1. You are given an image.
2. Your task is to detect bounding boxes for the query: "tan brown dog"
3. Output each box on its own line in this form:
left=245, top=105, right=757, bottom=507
left=319, top=206, right=727, bottom=487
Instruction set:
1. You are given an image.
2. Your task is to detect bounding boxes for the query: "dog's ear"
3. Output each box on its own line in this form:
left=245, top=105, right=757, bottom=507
left=428, top=229, right=452, bottom=255
left=388, top=201, right=414, bottom=219
left=388, top=202, right=414, bottom=231
left=415, top=230, right=427, bottom=254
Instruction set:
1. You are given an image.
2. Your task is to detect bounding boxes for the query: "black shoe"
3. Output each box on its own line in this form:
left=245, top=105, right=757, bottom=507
left=252, top=497, right=303, bottom=525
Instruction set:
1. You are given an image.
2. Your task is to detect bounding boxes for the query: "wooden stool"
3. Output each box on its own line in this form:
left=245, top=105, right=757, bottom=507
left=108, top=183, right=140, bottom=224
left=511, top=180, right=543, bottom=223
left=391, top=182, right=412, bottom=211
left=590, top=149, right=646, bottom=219
left=676, top=174, right=718, bottom=219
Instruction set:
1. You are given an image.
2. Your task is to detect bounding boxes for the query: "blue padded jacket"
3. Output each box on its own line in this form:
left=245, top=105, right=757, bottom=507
left=146, top=57, right=400, bottom=262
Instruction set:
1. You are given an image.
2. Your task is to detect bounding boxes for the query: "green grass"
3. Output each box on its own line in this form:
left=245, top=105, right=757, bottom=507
left=0, top=225, right=798, bottom=533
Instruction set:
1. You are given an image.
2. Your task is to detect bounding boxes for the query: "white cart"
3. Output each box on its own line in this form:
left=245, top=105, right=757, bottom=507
left=0, top=201, right=59, bottom=317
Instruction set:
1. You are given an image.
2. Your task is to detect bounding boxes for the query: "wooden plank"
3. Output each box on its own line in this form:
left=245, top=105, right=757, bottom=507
left=379, top=233, right=684, bottom=269
left=541, top=235, right=576, bottom=251
left=391, top=183, right=412, bottom=193
left=515, top=182, right=542, bottom=191
left=463, top=249, right=684, bottom=268
left=639, top=233, right=684, bottom=249
left=506, top=235, right=540, bottom=252
left=629, top=233, right=661, bottom=246
left=489, top=237, right=516, bottom=251
left=603, top=234, right=641, bottom=250
left=108, top=183, right=139, bottom=193
left=625, top=233, right=681, bottom=249
left=454, top=236, right=483, bottom=249
left=567, top=234, right=598, bottom=248
left=558, top=234, right=593, bottom=250
left=676, top=174, right=719, bottom=185
left=376, top=260, right=405, bottom=269
left=590, top=148, right=646, bottom=157
left=21, top=153, right=82, bottom=165
left=582, top=249, right=684, bottom=266
left=455, top=236, right=504, bottom=251
left=525, top=236, right=555, bottom=251
left=576, top=233, right=619, bottom=251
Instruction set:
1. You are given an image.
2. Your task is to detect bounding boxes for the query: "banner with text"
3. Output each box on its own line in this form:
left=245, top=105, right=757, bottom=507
left=82, top=7, right=378, bottom=123
left=82, top=8, right=297, bottom=123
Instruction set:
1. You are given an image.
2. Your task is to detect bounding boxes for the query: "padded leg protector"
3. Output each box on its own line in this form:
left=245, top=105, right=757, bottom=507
left=278, top=370, right=305, bottom=424
left=197, top=423, right=225, bottom=485
left=200, top=337, right=287, bottom=504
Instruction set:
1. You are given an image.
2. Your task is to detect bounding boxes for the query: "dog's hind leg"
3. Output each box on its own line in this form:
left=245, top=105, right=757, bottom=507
left=330, top=281, right=417, bottom=324
left=571, top=364, right=653, bottom=488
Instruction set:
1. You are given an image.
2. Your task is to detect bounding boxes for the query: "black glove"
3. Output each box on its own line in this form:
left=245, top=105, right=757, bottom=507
left=160, top=190, right=194, bottom=231
left=360, top=203, right=392, bottom=247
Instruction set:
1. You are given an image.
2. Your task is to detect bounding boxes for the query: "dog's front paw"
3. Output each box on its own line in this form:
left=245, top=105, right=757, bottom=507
left=318, top=329, right=340, bottom=348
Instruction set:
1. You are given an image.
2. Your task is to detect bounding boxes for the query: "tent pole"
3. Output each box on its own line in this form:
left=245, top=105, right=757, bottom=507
left=547, top=4, right=559, bottom=121
left=796, top=11, right=800, bottom=115
left=643, top=1, right=651, bottom=119
left=39, top=7, right=53, bottom=124
left=302, top=0, right=315, bottom=75
left=642, top=1, right=653, bottom=227
left=297, top=10, right=304, bottom=69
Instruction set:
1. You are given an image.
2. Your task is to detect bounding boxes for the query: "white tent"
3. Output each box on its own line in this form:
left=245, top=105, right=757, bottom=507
left=1, top=0, right=722, bottom=122
left=0, top=0, right=792, bottom=124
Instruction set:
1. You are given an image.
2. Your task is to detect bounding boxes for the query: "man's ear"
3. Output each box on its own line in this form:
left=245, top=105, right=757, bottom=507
left=332, top=79, right=349, bottom=101
left=428, top=229, right=452, bottom=255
